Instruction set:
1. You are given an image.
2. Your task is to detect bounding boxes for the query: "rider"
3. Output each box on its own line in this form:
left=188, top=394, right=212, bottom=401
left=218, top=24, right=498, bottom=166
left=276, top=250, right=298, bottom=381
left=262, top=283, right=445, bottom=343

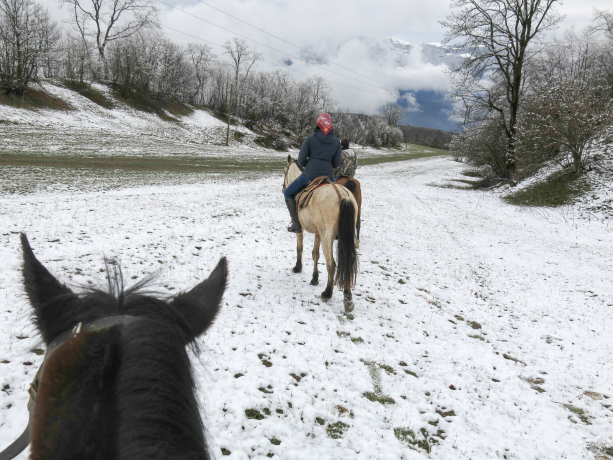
left=335, top=138, right=357, bottom=179
left=284, top=113, right=342, bottom=233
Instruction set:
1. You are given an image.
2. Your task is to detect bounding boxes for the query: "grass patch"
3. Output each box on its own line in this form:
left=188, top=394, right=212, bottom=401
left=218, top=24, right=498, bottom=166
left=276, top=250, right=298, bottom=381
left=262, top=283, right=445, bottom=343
left=358, top=148, right=449, bottom=167
left=363, top=392, right=395, bottom=405
left=467, top=321, right=482, bottom=329
left=462, top=170, right=484, bottom=178
left=379, top=364, right=396, bottom=375
left=110, top=84, right=193, bottom=121
left=270, top=437, right=281, bottom=445
left=245, top=409, right=265, bottom=420
left=468, top=334, right=485, bottom=341
left=290, top=373, right=306, bottom=382
left=62, top=80, right=114, bottom=109
left=404, top=369, right=419, bottom=378
left=454, top=315, right=465, bottom=321
left=315, top=417, right=325, bottom=425
left=337, top=331, right=350, bottom=338
left=221, top=447, right=231, bottom=456
left=503, top=354, right=526, bottom=366
left=436, top=408, right=456, bottom=418
left=326, top=421, right=349, bottom=439
left=350, top=337, right=364, bottom=343
left=394, top=427, right=437, bottom=453
left=504, top=168, right=591, bottom=207
left=0, top=86, right=72, bottom=110
left=564, top=404, right=591, bottom=424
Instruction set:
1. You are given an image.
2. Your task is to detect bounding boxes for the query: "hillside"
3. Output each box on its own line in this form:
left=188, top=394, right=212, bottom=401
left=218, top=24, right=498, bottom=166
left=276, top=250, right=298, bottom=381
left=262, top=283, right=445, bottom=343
left=0, top=80, right=258, bottom=150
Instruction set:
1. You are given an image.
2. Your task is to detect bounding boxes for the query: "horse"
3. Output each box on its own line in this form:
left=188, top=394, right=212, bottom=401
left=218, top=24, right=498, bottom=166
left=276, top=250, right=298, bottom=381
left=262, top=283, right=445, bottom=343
left=283, top=156, right=359, bottom=303
left=335, top=176, right=361, bottom=248
left=1, top=234, right=227, bottom=460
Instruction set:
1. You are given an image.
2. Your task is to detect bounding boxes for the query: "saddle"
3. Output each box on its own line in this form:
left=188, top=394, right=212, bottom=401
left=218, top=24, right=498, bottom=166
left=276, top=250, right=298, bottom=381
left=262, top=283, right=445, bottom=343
left=296, top=176, right=342, bottom=210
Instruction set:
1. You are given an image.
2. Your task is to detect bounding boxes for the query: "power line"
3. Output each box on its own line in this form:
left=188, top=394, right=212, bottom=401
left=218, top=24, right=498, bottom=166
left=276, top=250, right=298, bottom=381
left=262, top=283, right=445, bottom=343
left=193, top=0, right=397, bottom=90
left=157, top=0, right=395, bottom=93
left=161, top=24, right=387, bottom=95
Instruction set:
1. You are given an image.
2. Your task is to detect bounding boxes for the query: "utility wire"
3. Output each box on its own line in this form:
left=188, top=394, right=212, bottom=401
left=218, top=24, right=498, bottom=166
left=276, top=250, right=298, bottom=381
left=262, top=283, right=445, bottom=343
left=157, top=0, right=395, bottom=92
left=193, top=0, right=397, bottom=90
left=161, top=24, right=387, bottom=95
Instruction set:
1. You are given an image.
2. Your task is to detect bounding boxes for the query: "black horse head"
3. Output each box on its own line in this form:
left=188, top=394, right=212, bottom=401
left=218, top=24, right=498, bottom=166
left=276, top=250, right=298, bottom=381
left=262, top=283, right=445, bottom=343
left=19, top=233, right=227, bottom=460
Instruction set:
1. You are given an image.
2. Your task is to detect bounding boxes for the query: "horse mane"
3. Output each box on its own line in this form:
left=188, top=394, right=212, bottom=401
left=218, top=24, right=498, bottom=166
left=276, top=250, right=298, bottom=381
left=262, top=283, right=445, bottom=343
left=34, top=262, right=197, bottom=350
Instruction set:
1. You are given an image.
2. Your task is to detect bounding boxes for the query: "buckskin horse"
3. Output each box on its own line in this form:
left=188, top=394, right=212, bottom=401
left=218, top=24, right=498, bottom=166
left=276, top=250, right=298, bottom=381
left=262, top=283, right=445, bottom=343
left=283, top=156, right=359, bottom=304
left=0, top=234, right=227, bottom=460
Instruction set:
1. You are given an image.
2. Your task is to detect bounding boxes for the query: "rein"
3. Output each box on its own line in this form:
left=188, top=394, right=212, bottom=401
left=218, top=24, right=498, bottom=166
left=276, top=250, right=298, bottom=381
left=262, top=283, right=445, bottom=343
left=282, top=160, right=304, bottom=193
left=0, top=315, right=137, bottom=460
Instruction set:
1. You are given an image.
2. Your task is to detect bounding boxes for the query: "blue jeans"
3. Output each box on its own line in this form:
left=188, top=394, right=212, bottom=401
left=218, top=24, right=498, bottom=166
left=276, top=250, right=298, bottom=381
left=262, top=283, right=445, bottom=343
left=284, top=173, right=311, bottom=199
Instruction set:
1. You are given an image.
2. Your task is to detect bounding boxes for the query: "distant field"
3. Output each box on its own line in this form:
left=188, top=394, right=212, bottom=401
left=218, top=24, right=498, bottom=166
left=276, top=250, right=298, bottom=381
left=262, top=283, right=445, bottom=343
left=0, top=129, right=448, bottom=194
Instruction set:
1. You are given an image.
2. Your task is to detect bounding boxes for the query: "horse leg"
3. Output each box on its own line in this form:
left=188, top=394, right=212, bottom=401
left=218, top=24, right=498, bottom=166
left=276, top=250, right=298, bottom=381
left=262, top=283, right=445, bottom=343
left=320, top=234, right=335, bottom=300
left=311, top=233, right=320, bottom=285
left=293, top=232, right=303, bottom=273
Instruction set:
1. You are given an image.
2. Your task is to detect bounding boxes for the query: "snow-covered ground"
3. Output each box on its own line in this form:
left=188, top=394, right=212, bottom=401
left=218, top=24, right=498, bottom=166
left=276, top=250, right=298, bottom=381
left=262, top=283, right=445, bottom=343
left=0, top=157, right=612, bottom=459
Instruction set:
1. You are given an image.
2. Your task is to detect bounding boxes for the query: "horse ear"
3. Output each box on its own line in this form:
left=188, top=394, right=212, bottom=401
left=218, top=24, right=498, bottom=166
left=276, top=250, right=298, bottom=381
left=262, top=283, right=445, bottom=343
left=287, top=155, right=292, bottom=164
left=20, top=233, right=76, bottom=344
left=172, top=257, right=227, bottom=340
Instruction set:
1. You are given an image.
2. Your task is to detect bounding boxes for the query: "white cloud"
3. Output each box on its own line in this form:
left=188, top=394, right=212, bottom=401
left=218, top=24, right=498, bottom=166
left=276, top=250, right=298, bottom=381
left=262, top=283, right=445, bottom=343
left=42, top=0, right=610, bottom=116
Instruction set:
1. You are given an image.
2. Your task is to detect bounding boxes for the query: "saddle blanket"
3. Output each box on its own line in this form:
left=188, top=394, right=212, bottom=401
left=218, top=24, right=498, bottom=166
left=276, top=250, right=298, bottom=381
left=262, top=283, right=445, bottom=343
left=297, top=176, right=335, bottom=210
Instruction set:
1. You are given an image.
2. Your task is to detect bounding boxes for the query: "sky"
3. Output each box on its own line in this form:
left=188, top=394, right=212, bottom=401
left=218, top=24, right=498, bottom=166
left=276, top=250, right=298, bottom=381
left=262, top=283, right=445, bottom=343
left=43, top=0, right=612, bottom=129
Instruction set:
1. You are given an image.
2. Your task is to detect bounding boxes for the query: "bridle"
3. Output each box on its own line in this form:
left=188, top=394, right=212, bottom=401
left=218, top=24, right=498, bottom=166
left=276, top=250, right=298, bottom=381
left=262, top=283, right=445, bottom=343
left=282, top=160, right=304, bottom=193
left=0, top=315, right=137, bottom=460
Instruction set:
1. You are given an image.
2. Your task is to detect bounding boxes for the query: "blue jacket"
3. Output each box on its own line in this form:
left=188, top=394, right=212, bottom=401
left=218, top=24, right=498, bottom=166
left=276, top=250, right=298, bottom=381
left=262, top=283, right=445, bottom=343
left=298, top=129, right=342, bottom=181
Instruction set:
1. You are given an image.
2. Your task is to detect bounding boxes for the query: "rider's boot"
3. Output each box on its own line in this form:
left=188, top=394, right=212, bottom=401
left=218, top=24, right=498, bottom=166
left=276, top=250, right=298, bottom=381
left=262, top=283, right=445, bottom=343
left=285, top=198, right=302, bottom=233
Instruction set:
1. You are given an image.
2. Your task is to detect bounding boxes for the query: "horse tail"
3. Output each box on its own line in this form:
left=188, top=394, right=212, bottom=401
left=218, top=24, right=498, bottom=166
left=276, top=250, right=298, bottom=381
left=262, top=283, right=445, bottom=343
left=335, top=198, right=358, bottom=290
left=344, top=179, right=357, bottom=193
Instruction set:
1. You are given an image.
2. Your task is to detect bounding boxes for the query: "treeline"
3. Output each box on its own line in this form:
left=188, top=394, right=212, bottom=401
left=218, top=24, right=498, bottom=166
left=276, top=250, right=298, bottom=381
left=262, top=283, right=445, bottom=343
left=0, top=0, right=411, bottom=147
left=333, top=112, right=404, bottom=148
left=443, top=1, right=613, bottom=181
left=0, top=0, right=339, bottom=140
left=399, top=125, right=453, bottom=150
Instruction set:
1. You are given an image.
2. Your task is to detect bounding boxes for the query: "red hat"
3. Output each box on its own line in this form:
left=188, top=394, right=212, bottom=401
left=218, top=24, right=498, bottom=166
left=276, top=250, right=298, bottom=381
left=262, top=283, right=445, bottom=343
left=317, top=113, right=333, bottom=135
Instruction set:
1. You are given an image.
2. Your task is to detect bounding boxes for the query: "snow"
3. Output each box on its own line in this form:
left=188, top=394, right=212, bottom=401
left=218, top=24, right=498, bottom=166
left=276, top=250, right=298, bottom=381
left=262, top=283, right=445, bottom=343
left=0, top=156, right=612, bottom=459
left=0, top=81, right=255, bottom=149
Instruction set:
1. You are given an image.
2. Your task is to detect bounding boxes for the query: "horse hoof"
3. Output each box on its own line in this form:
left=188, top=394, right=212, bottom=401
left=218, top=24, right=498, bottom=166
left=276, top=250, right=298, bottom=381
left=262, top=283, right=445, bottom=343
left=344, top=300, right=355, bottom=313
left=343, top=291, right=352, bottom=301
left=293, top=263, right=302, bottom=273
left=321, top=288, right=332, bottom=300
left=310, top=279, right=319, bottom=286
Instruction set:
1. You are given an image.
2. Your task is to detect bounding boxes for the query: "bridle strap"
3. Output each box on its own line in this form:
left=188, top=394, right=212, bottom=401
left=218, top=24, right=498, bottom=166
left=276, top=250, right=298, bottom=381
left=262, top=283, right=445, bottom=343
left=0, top=316, right=137, bottom=460
left=282, top=160, right=304, bottom=193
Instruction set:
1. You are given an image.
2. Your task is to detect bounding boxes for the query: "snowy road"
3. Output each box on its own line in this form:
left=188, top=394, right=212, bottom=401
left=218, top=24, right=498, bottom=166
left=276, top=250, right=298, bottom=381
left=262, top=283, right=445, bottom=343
left=1, top=156, right=612, bottom=459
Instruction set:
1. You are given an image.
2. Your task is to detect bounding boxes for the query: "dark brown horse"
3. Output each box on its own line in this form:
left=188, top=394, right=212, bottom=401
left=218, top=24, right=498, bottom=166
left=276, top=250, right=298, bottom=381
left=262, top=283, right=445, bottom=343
left=336, top=177, right=361, bottom=248
left=1, top=234, right=227, bottom=460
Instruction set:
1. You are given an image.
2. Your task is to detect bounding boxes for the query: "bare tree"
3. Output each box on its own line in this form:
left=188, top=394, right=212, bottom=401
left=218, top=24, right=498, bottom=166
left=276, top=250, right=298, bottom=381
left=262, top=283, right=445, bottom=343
left=222, top=36, right=261, bottom=109
left=61, top=0, right=158, bottom=60
left=0, top=0, right=59, bottom=94
left=381, top=102, right=405, bottom=126
left=594, top=8, right=613, bottom=38
left=441, top=0, right=562, bottom=177
left=186, top=43, right=214, bottom=104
